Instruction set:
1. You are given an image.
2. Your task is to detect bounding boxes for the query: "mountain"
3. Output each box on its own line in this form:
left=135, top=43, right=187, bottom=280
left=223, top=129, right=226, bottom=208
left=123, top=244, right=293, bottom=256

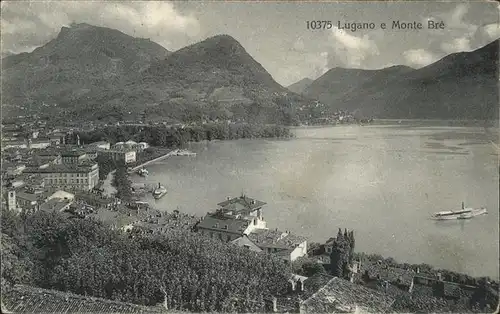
left=304, top=39, right=499, bottom=120
left=70, top=34, right=313, bottom=124
left=287, top=78, right=314, bottom=94
left=2, top=23, right=170, bottom=107
left=3, top=27, right=313, bottom=124
left=303, top=66, right=414, bottom=111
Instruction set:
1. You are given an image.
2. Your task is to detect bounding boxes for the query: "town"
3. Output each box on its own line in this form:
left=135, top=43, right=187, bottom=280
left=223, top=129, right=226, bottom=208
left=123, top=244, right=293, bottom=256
left=1, top=115, right=498, bottom=313
left=2, top=2, right=499, bottom=312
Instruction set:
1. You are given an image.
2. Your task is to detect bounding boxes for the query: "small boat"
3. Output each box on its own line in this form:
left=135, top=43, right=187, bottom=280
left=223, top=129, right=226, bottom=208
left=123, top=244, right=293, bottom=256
left=432, top=202, right=488, bottom=220
left=137, top=168, right=149, bottom=177
left=174, top=149, right=196, bottom=156
left=152, top=183, right=167, bottom=200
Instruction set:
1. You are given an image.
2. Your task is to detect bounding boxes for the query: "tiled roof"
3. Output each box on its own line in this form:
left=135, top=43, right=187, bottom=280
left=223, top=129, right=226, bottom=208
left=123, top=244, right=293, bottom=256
left=247, top=229, right=307, bottom=249
left=24, top=162, right=97, bottom=174
left=16, top=191, right=43, bottom=202
left=217, top=195, right=266, bottom=212
left=38, top=199, right=72, bottom=212
left=197, top=214, right=250, bottom=235
left=302, top=273, right=335, bottom=300
left=364, top=264, right=415, bottom=285
left=2, top=284, right=166, bottom=313
left=61, top=150, right=87, bottom=157
left=88, top=141, right=110, bottom=146
left=302, top=277, right=395, bottom=313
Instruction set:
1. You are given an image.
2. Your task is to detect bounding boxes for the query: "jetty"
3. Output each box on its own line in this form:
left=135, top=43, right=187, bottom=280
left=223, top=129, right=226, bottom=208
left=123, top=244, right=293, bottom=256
left=128, top=150, right=175, bottom=173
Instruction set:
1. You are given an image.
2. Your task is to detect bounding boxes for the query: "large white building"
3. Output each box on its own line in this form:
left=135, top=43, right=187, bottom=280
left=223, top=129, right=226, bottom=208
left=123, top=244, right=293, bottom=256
left=99, top=149, right=136, bottom=164
left=24, top=161, right=99, bottom=192
left=197, top=195, right=308, bottom=262
left=197, top=195, right=269, bottom=241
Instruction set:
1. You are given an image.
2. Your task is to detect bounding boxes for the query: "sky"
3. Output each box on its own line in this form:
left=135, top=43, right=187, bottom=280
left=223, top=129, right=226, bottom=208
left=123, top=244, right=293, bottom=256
left=1, top=0, right=499, bottom=86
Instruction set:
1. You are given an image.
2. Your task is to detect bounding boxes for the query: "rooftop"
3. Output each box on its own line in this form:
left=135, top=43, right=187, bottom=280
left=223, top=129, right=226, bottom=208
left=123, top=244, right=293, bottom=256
left=2, top=284, right=165, bottom=313
left=38, top=198, right=72, bottom=212
left=24, top=162, right=98, bottom=174
left=61, top=150, right=87, bottom=157
left=217, top=195, right=266, bottom=213
left=248, top=229, right=307, bottom=249
left=197, top=214, right=250, bottom=235
left=88, top=141, right=110, bottom=146
left=16, top=191, right=46, bottom=202
left=363, top=264, right=415, bottom=286
left=302, top=277, right=396, bottom=313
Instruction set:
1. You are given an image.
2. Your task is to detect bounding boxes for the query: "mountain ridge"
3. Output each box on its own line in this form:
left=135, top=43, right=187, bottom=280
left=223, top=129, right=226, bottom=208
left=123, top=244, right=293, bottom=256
left=2, top=23, right=171, bottom=107
left=302, top=39, right=499, bottom=119
left=287, top=78, right=314, bottom=94
left=1, top=27, right=313, bottom=124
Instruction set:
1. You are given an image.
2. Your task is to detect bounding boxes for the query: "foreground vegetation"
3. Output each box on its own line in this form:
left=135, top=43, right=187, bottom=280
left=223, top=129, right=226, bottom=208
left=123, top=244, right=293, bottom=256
left=1, top=209, right=290, bottom=312
left=74, top=123, right=293, bottom=148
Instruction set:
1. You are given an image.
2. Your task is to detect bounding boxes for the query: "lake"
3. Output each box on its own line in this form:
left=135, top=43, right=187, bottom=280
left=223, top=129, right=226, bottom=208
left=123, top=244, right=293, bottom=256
left=134, top=123, right=499, bottom=279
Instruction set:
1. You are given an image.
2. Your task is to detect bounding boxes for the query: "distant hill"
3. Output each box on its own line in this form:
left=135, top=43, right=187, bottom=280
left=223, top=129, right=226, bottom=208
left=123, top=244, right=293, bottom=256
left=304, top=39, right=499, bottom=120
left=303, top=66, right=414, bottom=112
left=69, top=34, right=313, bottom=124
left=2, top=27, right=314, bottom=125
left=2, top=23, right=170, bottom=107
left=287, top=78, right=314, bottom=94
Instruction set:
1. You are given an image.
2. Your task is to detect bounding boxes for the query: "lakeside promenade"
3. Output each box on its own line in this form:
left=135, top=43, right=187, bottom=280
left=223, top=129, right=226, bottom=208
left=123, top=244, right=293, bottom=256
left=102, top=149, right=176, bottom=196
left=129, top=150, right=175, bottom=172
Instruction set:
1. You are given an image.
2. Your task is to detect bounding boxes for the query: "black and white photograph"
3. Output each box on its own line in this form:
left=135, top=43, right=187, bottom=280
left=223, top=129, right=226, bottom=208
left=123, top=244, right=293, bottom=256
left=1, top=0, right=499, bottom=313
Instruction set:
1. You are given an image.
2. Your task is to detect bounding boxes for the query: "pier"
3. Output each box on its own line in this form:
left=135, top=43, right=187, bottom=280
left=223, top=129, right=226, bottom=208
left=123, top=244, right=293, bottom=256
left=128, top=150, right=175, bottom=173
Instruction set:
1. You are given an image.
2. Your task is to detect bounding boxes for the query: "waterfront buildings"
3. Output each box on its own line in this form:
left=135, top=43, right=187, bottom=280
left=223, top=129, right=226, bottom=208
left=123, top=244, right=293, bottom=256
left=99, top=149, right=136, bottom=164
left=23, top=161, right=99, bottom=192
left=22, top=150, right=99, bottom=192
left=245, top=229, right=307, bottom=262
left=196, top=195, right=268, bottom=240
left=197, top=195, right=308, bottom=262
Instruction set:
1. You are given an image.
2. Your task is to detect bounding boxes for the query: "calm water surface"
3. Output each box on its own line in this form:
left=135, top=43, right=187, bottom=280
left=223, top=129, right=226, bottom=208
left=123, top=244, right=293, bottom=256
left=136, top=124, right=499, bottom=278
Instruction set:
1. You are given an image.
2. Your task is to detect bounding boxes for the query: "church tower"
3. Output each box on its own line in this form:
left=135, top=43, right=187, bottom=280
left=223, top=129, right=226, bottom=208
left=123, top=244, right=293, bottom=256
left=7, top=190, right=18, bottom=212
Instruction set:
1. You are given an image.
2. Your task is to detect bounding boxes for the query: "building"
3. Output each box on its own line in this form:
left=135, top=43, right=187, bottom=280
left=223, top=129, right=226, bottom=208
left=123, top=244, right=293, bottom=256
left=2, top=162, right=26, bottom=176
left=245, top=229, right=308, bottom=262
left=2, top=140, right=28, bottom=150
left=38, top=198, right=73, bottom=213
left=47, top=190, right=75, bottom=202
left=23, top=161, right=99, bottom=192
left=216, top=195, right=268, bottom=230
left=298, top=274, right=396, bottom=313
left=88, top=141, right=111, bottom=150
left=6, top=190, right=17, bottom=211
left=15, top=190, right=50, bottom=212
left=83, top=147, right=98, bottom=160
left=2, top=285, right=166, bottom=314
left=27, top=138, right=51, bottom=149
left=197, top=195, right=270, bottom=242
left=99, top=149, right=136, bottom=164
left=196, top=214, right=253, bottom=242
left=36, top=149, right=63, bottom=164
left=48, top=132, right=67, bottom=146
left=61, top=150, right=88, bottom=164
left=231, top=235, right=263, bottom=252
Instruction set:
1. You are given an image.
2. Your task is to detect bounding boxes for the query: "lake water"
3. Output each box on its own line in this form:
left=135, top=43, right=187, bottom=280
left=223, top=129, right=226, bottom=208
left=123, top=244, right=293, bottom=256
left=135, top=124, right=499, bottom=279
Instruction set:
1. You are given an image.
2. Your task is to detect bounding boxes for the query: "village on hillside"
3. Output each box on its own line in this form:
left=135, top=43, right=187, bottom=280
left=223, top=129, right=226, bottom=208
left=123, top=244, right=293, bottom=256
left=1, top=114, right=498, bottom=313
left=2, top=1, right=499, bottom=312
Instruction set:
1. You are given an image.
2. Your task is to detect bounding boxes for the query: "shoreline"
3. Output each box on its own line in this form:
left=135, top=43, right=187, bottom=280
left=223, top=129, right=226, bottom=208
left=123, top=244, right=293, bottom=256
left=129, top=150, right=176, bottom=172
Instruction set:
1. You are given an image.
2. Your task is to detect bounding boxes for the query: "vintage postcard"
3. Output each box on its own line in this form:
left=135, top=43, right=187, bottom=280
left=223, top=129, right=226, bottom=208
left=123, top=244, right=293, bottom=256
left=1, top=0, right=499, bottom=313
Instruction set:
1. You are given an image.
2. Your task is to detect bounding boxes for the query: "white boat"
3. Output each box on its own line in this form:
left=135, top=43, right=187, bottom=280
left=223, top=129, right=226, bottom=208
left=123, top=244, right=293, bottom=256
left=152, top=183, right=167, bottom=200
left=137, top=168, right=149, bottom=177
left=432, top=202, right=488, bottom=220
